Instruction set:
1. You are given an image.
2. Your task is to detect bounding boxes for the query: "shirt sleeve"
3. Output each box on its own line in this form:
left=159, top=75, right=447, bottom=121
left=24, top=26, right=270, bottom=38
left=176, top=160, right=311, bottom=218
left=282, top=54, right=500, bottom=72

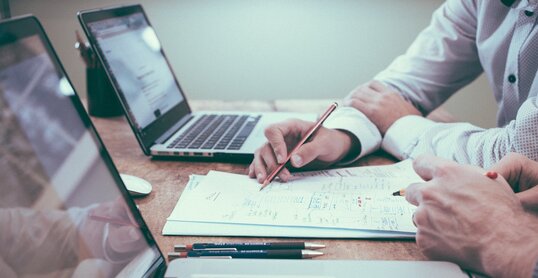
left=533, top=260, right=538, bottom=278
left=0, top=208, right=80, bottom=274
left=375, top=0, right=483, bottom=115
left=323, top=106, right=382, bottom=164
left=382, top=96, right=538, bottom=168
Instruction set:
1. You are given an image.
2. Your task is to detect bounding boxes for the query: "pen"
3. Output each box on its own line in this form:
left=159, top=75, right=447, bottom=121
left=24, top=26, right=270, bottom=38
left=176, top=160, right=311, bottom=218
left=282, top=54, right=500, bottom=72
left=174, top=242, right=325, bottom=251
left=391, top=171, right=501, bottom=196
left=167, top=249, right=323, bottom=259
left=260, top=102, right=339, bottom=191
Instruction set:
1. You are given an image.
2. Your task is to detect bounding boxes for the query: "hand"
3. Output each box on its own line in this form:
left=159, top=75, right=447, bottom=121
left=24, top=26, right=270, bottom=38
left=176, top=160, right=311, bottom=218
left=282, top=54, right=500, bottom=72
left=343, top=80, right=421, bottom=135
left=405, top=155, right=538, bottom=278
left=488, top=153, right=538, bottom=210
left=82, top=199, right=146, bottom=262
left=248, top=119, right=357, bottom=183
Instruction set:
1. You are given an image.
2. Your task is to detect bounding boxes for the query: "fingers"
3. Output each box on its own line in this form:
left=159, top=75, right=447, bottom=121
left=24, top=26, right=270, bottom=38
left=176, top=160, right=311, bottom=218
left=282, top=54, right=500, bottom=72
left=368, top=80, right=388, bottom=92
left=249, top=143, right=292, bottom=183
left=290, top=141, right=322, bottom=168
left=250, top=144, right=272, bottom=183
left=264, top=120, right=304, bottom=164
left=516, top=186, right=538, bottom=211
left=345, top=86, right=378, bottom=102
left=412, top=154, right=455, bottom=181
left=489, top=153, right=538, bottom=192
left=249, top=120, right=308, bottom=183
left=249, top=120, right=348, bottom=183
left=404, top=182, right=425, bottom=206
left=343, top=98, right=370, bottom=113
left=489, top=153, right=526, bottom=188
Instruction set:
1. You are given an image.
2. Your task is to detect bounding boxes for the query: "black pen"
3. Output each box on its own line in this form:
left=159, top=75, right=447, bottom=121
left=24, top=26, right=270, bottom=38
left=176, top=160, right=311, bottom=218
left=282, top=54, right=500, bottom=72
left=168, top=249, right=323, bottom=259
left=174, top=242, right=325, bottom=251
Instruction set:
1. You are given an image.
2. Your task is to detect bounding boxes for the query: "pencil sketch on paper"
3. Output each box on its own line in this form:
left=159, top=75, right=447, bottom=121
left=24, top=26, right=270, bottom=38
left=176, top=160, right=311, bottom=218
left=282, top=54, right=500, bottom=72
left=171, top=170, right=420, bottom=233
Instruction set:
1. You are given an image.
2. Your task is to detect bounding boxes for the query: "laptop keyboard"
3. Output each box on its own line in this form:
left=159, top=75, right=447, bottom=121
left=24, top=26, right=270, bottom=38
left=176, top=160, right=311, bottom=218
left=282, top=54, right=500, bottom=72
left=167, top=114, right=261, bottom=151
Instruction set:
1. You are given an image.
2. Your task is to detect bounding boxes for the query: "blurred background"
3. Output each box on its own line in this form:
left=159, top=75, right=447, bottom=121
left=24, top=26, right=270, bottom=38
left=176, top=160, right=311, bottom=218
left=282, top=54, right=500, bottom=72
left=9, top=0, right=497, bottom=127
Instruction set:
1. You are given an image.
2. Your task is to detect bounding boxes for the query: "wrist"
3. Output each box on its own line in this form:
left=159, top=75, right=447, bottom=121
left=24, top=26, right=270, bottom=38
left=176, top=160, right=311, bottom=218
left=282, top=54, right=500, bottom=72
left=483, top=213, right=538, bottom=278
left=337, top=130, right=361, bottom=162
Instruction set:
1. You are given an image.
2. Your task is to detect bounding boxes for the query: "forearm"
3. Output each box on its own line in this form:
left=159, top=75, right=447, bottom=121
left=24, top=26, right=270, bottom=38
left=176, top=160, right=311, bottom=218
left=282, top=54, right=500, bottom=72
left=382, top=97, right=538, bottom=168
left=482, top=213, right=538, bottom=278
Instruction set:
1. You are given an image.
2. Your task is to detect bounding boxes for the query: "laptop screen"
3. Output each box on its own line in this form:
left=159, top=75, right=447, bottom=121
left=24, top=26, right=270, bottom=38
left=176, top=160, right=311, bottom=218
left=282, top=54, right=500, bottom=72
left=86, top=12, right=184, bottom=130
left=80, top=5, right=194, bottom=154
left=0, top=17, right=164, bottom=277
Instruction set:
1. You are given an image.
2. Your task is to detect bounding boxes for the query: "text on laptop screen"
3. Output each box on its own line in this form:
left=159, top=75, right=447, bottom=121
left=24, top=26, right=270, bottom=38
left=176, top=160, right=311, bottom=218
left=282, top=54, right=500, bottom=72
left=88, top=12, right=184, bottom=130
left=0, top=34, right=160, bottom=276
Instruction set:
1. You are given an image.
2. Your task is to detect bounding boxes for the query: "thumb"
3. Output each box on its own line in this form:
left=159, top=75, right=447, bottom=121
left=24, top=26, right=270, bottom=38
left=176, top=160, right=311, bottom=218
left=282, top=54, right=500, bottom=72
left=290, top=141, right=325, bottom=168
left=516, top=185, right=538, bottom=211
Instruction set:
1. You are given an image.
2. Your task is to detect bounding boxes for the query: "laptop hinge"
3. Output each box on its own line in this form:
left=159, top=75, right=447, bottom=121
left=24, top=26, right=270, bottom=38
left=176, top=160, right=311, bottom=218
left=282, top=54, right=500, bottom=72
left=155, top=115, right=193, bottom=144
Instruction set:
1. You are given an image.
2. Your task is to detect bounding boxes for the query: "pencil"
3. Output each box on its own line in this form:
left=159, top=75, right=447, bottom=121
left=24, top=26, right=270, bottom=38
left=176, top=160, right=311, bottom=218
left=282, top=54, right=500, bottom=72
left=392, top=188, right=406, bottom=196
left=391, top=171, right=500, bottom=197
left=260, top=102, right=338, bottom=191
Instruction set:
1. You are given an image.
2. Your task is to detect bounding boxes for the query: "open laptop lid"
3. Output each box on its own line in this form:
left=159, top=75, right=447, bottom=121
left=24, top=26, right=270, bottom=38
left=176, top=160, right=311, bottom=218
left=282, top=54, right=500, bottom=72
left=78, top=4, right=192, bottom=155
left=0, top=15, right=166, bottom=276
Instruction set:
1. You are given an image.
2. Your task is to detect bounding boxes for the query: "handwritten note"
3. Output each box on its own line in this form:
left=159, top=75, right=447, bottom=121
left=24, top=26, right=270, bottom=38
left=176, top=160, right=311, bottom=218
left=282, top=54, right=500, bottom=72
left=168, top=167, right=421, bottom=233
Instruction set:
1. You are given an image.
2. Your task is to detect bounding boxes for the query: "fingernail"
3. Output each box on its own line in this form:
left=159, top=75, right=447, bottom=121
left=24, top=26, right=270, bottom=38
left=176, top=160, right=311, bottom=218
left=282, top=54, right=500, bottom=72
left=276, top=154, right=283, bottom=164
left=257, top=173, right=264, bottom=181
left=292, top=154, right=302, bottom=167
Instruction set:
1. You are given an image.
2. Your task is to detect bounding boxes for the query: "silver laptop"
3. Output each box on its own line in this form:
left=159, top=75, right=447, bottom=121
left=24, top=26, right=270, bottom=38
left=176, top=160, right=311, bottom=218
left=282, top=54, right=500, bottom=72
left=0, top=15, right=468, bottom=278
left=78, top=5, right=315, bottom=162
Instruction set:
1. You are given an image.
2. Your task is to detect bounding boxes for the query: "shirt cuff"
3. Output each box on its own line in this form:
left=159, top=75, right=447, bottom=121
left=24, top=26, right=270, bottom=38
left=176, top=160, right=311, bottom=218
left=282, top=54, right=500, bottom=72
left=382, top=115, right=436, bottom=160
left=323, top=107, right=382, bottom=164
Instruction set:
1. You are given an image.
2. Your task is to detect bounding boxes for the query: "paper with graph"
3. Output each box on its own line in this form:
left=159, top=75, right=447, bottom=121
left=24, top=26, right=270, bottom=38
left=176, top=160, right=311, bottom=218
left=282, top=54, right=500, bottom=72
left=167, top=160, right=421, bottom=233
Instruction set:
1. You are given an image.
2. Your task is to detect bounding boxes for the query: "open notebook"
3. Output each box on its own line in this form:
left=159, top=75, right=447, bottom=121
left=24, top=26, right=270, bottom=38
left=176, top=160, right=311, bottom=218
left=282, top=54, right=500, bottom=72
left=164, top=160, right=420, bottom=238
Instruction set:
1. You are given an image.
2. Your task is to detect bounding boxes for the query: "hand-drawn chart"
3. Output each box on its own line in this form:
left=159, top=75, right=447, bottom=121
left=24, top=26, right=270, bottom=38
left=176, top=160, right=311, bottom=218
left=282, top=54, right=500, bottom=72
left=173, top=171, right=420, bottom=233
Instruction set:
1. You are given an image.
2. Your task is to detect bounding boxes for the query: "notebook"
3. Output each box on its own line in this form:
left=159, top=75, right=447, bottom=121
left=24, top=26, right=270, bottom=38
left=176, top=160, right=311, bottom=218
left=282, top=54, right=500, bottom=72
left=0, top=15, right=468, bottom=278
left=77, top=4, right=315, bottom=162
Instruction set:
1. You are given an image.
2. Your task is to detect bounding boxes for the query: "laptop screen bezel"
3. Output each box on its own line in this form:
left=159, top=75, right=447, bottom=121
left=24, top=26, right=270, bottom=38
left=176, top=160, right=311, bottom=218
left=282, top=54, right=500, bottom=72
left=0, top=15, right=167, bottom=276
left=78, top=4, right=192, bottom=155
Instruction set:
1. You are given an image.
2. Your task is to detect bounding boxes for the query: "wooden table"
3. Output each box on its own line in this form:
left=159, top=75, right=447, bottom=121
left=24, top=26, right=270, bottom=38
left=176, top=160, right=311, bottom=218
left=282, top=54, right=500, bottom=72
left=90, top=100, right=429, bottom=261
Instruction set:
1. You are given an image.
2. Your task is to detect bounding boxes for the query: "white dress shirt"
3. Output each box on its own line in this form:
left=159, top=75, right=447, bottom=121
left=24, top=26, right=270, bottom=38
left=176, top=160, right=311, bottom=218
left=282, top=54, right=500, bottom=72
left=325, top=0, right=538, bottom=168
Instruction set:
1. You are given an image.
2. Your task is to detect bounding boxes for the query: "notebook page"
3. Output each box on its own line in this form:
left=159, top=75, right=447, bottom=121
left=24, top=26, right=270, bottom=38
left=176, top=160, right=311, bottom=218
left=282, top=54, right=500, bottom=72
left=169, top=171, right=420, bottom=233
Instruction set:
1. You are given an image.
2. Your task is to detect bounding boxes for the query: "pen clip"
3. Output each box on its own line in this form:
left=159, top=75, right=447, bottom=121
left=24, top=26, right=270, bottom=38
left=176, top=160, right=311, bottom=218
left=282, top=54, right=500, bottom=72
left=192, top=248, right=237, bottom=251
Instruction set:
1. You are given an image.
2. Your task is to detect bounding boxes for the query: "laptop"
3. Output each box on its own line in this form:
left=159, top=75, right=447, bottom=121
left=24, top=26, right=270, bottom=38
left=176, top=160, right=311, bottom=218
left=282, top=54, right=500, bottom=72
left=77, top=4, right=315, bottom=162
left=0, top=15, right=469, bottom=278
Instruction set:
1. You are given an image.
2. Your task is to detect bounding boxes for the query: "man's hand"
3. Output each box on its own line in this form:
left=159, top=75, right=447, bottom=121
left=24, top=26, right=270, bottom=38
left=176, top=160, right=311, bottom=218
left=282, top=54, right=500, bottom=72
left=405, top=155, right=538, bottom=278
left=248, top=119, right=357, bottom=183
left=84, top=199, right=146, bottom=260
left=489, top=153, right=538, bottom=210
left=344, top=80, right=421, bottom=135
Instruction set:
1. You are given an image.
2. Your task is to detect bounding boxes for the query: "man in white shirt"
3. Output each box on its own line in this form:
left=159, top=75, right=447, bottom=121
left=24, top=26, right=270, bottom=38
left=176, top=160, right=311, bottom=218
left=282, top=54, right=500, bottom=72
left=248, top=0, right=538, bottom=183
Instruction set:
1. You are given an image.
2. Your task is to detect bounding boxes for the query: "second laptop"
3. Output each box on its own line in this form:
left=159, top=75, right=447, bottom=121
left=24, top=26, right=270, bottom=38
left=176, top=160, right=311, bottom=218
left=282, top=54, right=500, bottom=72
left=78, top=4, right=315, bottom=162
